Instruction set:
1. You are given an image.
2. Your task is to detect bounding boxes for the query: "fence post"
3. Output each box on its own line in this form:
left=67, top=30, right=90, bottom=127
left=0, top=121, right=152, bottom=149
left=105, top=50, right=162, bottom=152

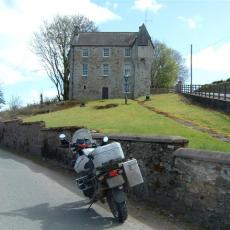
left=218, top=85, right=220, bottom=99
left=213, top=85, right=215, bottom=98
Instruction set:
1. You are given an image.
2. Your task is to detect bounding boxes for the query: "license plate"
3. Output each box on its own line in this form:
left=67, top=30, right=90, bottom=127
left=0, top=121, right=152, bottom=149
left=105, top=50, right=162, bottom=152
left=106, top=175, right=124, bottom=188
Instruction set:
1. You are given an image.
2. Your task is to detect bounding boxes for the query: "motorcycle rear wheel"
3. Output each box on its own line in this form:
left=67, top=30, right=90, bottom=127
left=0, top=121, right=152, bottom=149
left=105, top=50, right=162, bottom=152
left=107, top=196, right=128, bottom=223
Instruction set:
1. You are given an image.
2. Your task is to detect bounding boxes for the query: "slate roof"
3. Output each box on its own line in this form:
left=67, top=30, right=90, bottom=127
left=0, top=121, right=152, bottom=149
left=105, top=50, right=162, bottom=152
left=71, top=24, right=154, bottom=48
left=72, top=32, right=138, bottom=47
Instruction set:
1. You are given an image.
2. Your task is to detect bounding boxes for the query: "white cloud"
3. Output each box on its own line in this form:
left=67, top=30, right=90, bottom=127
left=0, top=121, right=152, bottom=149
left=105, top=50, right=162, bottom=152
left=0, top=63, right=27, bottom=85
left=0, top=0, right=120, bottom=36
left=0, top=41, right=46, bottom=86
left=106, top=1, right=119, bottom=10
left=132, top=0, right=163, bottom=12
left=177, top=16, right=202, bottom=29
left=113, top=3, right=118, bottom=9
left=25, top=89, right=57, bottom=105
left=0, top=62, right=46, bottom=86
left=191, top=44, right=230, bottom=72
left=0, top=0, right=121, bottom=88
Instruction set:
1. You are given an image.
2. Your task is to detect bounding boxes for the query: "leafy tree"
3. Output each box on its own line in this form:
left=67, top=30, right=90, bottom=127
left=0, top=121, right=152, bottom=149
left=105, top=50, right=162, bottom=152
left=151, top=41, right=188, bottom=88
left=172, top=49, right=189, bottom=83
left=31, top=15, right=98, bottom=101
left=212, top=80, right=224, bottom=84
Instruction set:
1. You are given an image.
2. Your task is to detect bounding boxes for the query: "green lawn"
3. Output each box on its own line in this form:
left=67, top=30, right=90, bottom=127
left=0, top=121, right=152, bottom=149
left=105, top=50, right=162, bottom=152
left=141, top=94, right=230, bottom=137
left=24, top=99, right=230, bottom=152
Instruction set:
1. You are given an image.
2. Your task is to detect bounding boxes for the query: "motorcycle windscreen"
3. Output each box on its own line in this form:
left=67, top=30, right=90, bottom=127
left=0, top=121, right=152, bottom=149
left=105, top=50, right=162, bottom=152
left=71, top=128, right=93, bottom=144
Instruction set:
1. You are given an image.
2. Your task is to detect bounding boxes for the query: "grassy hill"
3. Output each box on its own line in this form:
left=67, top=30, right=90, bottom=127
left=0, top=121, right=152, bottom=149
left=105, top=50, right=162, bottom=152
left=24, top=95, right=230, bottom=152
left=141, top=94, right=230, bottom=137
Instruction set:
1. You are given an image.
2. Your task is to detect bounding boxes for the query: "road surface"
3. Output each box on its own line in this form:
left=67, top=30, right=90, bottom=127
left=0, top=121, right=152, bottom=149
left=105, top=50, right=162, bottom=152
left=0, top=148, right=198, bottom=230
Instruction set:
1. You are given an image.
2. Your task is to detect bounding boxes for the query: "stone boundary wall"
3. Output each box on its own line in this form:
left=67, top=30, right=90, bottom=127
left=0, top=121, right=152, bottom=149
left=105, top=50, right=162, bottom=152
left=173, top=148, right=230, bottom=229
left=182, top=93, right=230, bottom=114
left=0, top=120, right=45, bottom=155
left=41, top=128, right=189, bottom=207
left=0, top=119, right=229, bottom=228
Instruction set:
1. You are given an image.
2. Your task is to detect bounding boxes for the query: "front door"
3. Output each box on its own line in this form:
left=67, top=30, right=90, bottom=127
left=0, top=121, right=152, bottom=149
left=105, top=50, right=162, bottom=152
left=102, top=87, right=109, bottom=99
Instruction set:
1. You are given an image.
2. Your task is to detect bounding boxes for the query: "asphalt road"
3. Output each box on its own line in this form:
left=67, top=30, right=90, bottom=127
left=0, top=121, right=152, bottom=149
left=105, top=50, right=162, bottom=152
left=0, top=148, right=198, bottom=230
left=0, top=148, right=155, bottom=230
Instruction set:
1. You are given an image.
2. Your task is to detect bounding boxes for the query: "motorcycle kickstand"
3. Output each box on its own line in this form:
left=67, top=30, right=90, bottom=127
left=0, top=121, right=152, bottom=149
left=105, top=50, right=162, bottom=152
left=87, top=190, right=97, bottom=211
left=87, top=198, right=96, bottom=211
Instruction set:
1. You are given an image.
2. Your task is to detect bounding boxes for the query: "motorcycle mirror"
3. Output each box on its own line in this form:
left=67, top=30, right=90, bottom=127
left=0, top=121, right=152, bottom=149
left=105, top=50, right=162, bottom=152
left=103, top=136, right=109, bottom=143
left=59, top=133, right=66, bottom=140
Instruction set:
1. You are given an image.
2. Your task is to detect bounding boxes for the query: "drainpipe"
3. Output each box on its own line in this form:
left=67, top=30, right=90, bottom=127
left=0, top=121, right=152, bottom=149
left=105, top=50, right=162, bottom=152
left=71, top=45, right=75, bottom=99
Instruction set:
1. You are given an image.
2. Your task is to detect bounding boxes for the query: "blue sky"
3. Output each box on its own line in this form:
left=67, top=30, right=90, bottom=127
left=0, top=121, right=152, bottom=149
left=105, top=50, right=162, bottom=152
left=1, top=0, right=230, bottom=108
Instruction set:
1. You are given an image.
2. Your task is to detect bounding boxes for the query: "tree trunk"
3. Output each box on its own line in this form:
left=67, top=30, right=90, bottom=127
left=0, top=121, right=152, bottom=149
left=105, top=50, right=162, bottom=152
left=63, top=77, right=69, bottom=101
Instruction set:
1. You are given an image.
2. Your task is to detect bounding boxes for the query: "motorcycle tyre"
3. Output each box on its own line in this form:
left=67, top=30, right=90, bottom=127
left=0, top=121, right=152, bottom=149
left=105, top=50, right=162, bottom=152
left=107, top=196, right=128, bottom=223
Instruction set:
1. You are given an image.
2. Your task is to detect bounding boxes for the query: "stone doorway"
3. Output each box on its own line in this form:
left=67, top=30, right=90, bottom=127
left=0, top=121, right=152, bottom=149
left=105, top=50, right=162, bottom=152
left=102, top=87, right=109, bottom=99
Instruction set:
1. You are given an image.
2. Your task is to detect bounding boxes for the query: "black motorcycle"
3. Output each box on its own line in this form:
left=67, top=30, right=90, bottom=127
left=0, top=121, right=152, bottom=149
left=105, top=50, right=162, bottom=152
left=59, top=128, right=143, bottom=223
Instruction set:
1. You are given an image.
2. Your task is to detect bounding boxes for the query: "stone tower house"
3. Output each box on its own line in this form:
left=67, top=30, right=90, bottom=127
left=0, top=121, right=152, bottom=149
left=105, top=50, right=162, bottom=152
left=68, top=24, right=154, bottom=101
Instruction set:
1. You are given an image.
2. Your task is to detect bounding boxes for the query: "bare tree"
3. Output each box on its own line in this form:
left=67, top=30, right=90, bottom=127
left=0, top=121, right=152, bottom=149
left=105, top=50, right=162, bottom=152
left=8, top=96, right=22, bottom=112
left=0, top=88, right=5, bottom=106
left=31, top=15, right=98, bottom=101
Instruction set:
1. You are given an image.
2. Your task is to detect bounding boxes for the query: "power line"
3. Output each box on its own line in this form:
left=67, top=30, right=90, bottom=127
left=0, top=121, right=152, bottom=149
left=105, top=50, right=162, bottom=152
left=194, top=34, right=230, bottom=52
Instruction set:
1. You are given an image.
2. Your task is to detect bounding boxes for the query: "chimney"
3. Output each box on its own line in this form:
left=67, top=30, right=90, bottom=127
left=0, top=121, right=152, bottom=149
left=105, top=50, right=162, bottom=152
left=74, top=26, right=80, bottom=36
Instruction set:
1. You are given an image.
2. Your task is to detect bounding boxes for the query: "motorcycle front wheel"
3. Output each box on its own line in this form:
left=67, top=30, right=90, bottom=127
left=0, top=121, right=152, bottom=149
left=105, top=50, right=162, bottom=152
left=107, top=196, right=128, bottom=223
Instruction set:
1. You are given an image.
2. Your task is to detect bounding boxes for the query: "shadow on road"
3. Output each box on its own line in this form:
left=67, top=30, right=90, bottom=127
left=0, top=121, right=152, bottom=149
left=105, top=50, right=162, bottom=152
left=0, top=200, right=119, bottom=230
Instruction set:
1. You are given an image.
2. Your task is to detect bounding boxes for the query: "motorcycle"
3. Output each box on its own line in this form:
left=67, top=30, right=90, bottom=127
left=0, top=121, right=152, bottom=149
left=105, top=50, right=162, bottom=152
left=59, top=128, right=143, bottom=223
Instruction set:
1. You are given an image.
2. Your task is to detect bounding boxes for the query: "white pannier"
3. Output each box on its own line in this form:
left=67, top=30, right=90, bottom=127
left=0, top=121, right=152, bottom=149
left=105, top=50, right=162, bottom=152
left=122, top=159, right=144, bottom=187
left=92, top=142, right=125, bottom=168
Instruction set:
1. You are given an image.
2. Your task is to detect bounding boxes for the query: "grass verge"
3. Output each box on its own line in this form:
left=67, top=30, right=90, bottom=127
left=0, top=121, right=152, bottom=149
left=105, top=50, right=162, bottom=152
left=24, top=99, right=230, bottom=152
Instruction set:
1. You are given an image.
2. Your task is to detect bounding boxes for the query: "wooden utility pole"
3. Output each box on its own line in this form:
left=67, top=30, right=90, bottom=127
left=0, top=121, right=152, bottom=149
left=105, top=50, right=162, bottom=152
left=190, top=44, right=193, bottom=93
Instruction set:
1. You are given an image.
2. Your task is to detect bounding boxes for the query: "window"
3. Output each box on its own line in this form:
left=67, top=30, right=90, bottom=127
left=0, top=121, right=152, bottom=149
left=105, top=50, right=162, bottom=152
left=102, top=64, right=109, bottom=76
left=82, top=48, right=89, bottom=57
left=82, top=64, right=88, bottom=76
left=124, top=48, right=131, bottom=57
left=124, top=64, right=131, bottom=76
left=103, top=48, right=110, bottom=57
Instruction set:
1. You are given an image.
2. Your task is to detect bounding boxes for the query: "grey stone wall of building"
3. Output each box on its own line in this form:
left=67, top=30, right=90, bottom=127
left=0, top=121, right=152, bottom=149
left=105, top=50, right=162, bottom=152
left=70, top=46, right=135, bottom=101
left=133, top=45, right=153, bottom=98
left=0, top=119, right=230, bottom=228
left=69, top=45, right=153, bottom=101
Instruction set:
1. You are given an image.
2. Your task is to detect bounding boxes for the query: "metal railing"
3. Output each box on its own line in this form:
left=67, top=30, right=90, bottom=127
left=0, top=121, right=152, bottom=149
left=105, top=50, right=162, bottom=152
left=176, top=83, right=230, bottom=101
left=150, top=87, right=175, bottom=94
